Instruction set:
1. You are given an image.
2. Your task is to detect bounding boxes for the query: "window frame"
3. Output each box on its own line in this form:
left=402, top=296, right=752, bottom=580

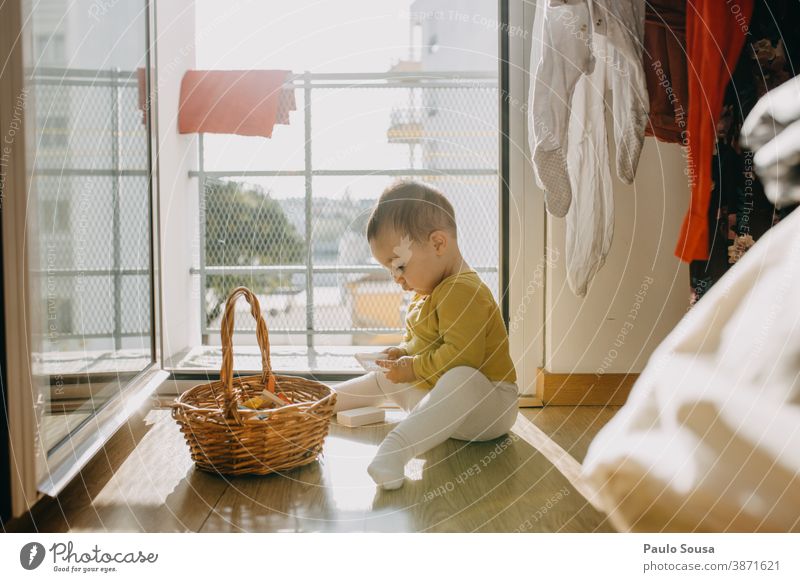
left=2, top=0, right=166, bottom=516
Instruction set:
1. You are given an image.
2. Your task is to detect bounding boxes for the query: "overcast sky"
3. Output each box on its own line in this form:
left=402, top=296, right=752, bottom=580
left=195, top=0, right=414, bottom=72
left=193, top=0, right=498, bottom=205
left=194, top=0, right=420, bottom=198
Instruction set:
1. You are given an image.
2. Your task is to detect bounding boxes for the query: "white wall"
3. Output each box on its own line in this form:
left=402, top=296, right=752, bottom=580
left=154, top=0, right=200, bottom=362
left=545, top=139, right=690, bottom=374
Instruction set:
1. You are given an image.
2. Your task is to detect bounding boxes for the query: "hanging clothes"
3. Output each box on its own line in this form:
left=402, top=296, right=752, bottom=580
left=565, top=36, right=614, bottom=297
left=642, top=0, right=687, bottom=143
left=528, top=0, right=595, bottom=219
left=528, top=0, right=648, bottom=295
left=687, top=0, right=800, bottom=304
left=674, top=0, right=754, bottom=263
left=529, top=0, right=648, bottom=218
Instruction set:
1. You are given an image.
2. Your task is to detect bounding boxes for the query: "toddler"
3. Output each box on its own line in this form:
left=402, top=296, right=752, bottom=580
left=332, top=180, right=519, bottom=489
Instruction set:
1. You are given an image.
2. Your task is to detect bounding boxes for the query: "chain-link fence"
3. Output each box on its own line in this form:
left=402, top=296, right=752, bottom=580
left=30, top=68, right=153, bottom=352
left=193, top=71, right=500, bottom=348
left=26, top=69, right=500, bottom=353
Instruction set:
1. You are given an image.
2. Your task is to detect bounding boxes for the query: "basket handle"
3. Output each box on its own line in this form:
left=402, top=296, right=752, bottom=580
left=219, top=287, right=277, bottom=415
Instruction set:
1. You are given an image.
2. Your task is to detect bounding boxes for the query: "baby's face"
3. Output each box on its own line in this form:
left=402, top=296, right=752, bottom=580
left=369, top=228, right=444, bottom=295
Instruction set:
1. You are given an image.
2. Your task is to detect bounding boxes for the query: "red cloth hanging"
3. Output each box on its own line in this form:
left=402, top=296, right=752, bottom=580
left=178, top=70, right=295, bottom=138
left=675, top=0, right=754, bottom=262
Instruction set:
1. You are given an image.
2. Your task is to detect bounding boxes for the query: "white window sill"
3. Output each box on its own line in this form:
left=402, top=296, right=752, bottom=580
left=163, top=344, right=391, bottom=377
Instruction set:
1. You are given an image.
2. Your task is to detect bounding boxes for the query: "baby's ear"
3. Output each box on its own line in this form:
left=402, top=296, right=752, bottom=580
left=430, top=230, right=448, bottom=252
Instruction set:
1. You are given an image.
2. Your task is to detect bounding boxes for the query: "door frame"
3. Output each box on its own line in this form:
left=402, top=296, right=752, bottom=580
left=1, top=0, right=167, bottom=519
left=505, top=0, right=546, bottom=403
left=1, top=0, right=39, bottom=520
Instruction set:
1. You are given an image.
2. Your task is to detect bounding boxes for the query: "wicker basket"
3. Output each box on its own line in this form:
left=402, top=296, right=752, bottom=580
left=171, top=286, right=337, bottom=476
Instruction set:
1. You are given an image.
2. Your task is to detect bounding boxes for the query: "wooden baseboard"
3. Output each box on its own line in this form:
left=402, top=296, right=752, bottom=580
left=159, top=374, right=630, bottom=408
left=517, top=395, right=543, bottom=408
left=536, top=369, right=638, bottom=406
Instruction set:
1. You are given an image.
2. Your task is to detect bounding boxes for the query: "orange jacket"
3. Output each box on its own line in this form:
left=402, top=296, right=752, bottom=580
left=676, top=0, right=754, bottom=262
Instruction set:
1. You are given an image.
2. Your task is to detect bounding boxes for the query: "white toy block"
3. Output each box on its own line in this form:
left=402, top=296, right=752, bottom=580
left=336, top=406, right=386, bottom=427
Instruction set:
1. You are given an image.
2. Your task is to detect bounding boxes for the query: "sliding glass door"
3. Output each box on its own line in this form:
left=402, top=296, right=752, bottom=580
left=23, top=0, right=156, bottom=481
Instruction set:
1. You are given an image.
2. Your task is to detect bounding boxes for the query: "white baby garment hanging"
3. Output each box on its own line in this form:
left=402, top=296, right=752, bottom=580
left=528, top=0, right=648, bottom=296
left=565, top=36, right=614, bottom=297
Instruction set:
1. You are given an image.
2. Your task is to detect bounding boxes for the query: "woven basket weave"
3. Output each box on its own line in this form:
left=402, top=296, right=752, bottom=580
left=171, top=286, right=337, bottom=476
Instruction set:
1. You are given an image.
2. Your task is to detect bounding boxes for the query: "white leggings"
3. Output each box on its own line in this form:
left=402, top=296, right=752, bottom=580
left=332, top=366, right=519, bottom=458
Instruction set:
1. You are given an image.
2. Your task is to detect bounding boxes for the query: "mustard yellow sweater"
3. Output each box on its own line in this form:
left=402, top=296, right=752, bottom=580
left=398, top=270, right=517, bottom=389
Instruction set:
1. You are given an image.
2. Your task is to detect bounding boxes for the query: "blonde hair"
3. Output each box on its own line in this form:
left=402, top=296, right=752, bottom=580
left=366, top=180, right=457, bottom=242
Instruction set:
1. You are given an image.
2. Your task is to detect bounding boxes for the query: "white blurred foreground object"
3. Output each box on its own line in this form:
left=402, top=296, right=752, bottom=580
left=336, top=406, right=385, bottom=427
left=581, top=80, right=800, bottom=532
left=740, top=76, right=800, bottom=207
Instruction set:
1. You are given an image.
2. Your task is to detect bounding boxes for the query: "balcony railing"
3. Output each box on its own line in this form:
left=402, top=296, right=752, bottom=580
left=28, top=68, right=500, bottom=350
left=29, top=67, right=152, bottom=347
left=188, top=70, right=500, bottom=347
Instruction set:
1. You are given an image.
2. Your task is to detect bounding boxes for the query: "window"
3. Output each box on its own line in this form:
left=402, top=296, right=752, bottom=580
left=35, top=33, right=66, bottom=66
left=428, top=34, right=439, bottom=54
left=40, top=199, right=71, bottom=233
left=40, top=116, right=68, bottom=149
left=25, top=0, right=155, bottom=465
left=162, top=0, right=503, bottom=372
left=40, top=115, right=68, bottom=153
left=46, top=297, right=73, bottom=335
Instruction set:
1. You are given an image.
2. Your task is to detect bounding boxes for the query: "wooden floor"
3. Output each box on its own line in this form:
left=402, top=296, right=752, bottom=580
left=5, top=402, right=621, bottom=533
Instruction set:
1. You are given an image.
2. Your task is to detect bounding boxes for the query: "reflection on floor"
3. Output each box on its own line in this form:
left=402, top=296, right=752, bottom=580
left=39, top=412, right=94, bottom=452
left=32, top=349, right=153, bottom=453
left=6, top=402, right=621, bottom=533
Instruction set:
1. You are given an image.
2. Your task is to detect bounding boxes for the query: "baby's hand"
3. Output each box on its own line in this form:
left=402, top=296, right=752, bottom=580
left=382, top=346, right=408, bottom=361
left=377, top=355, right=416, bottom=384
